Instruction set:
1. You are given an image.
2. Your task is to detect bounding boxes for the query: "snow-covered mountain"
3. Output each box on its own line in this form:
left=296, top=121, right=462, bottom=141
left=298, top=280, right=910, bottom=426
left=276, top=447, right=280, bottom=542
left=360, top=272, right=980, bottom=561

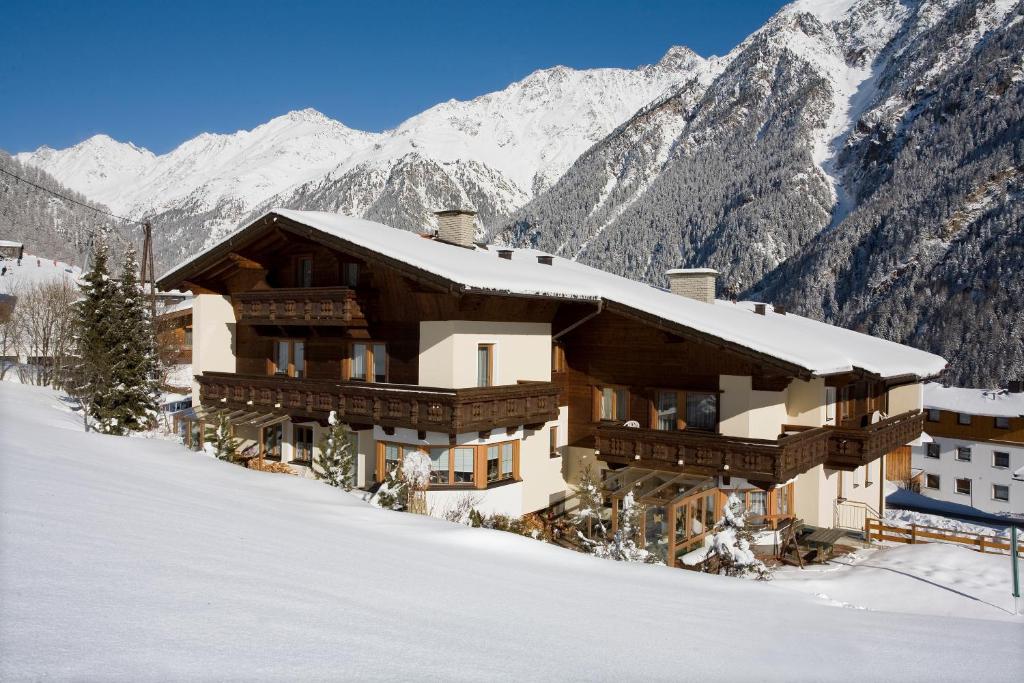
left=15, top=48, right=703, bottom=263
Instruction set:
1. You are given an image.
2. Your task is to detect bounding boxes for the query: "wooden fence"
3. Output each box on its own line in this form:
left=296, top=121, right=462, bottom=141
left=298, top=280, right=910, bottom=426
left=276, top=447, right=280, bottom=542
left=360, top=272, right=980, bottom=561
left=865, top=518, right=1023, bottom=556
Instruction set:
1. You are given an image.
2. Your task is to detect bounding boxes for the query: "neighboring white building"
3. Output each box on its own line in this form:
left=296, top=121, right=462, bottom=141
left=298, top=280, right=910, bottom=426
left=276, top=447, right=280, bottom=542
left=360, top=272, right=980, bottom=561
left=911, top=382, right=1024, bottom=517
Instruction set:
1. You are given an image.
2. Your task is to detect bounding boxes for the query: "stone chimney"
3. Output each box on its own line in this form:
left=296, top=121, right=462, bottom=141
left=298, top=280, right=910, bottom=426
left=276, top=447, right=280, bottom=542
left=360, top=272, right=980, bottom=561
left=665, top=268, right=718, bottom=304
left=434, top=209, right=477, bottom=248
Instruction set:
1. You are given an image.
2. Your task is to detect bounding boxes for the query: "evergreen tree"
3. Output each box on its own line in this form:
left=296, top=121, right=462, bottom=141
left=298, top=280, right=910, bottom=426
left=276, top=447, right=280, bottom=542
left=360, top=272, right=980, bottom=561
left=205, top=412, right=239, bottom=461
left=372, top=466, right=406, bottom=511
left=594, top=492, right=657, bottom=563
left=570, top=464, right=607, bottom=550
left=704, top=493, right=772, bottom=580
left=72, top=237, right=118, bottom=432
left=102, top=247, right=159, bottom=434
left=315, top=411, right=355, bottom=489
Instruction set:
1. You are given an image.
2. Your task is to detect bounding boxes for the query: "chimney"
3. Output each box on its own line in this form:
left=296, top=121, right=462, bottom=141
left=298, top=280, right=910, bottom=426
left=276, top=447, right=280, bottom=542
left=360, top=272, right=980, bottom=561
left=434, top=209, right=477, bottom=248
left=754, top=303, right=767, bottom=315
left=497, top=249, right=513, bottom=260
left=665, top=268, right=718, bottom=304
left=1009, top=380, right=1023, bottom=394
left=537, top=255, right=553, bottom=266
left=773, top=304, right=786, bottom=315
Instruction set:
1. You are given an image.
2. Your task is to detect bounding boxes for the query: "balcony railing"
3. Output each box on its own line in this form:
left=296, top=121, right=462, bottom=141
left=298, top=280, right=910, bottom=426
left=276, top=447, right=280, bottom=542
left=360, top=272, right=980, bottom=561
left=595, top=424, right=831, bottom=485
left=825, top=410, right=924, bottom=470
left=233, top=287, right=366, bottom=326
left=197, top=372, right=560, bottom=433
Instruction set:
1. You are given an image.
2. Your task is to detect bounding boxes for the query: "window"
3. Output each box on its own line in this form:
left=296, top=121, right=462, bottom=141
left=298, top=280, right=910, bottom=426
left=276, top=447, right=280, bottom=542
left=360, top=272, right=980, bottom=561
left=549, top=425, right=561, bottom=459
left=993, top=451, right=1010, bottom=468
left=685, top=392, right=717, bottom=431
left=552, top=343, right=566, bottom=373
left=954, top=478, right=971, bottom=495
left=293, top=426, right=314, bottom=464
left=993, top=484, right=1009, bottom=502
left=995, top=416, right=1010, bottom=429
left=748, top=491, right=767, bottom=517
left=477, top=344, right=493, bottom=387
left=776, top=485, right=790, bottom=516
left=184, top=326, right=193, bottom=348
left=925, top=473, right=940, bottom=489
left=271, top=340, right=305, bottom=378
left=262, top=424, right=283, bottom=460
left=343, top=262, right=359, bottom=287
left=957, top=413, right=971, bottom=425
left=297, top=256, right=313, bottom=288
left=926, top=408, right=940, bottom=422
left=656, top=391, right=678, bottom=430
left=825, top=386, right=836, bottom=422
left=956, top=446, right=971, bottom=462
left=348, top=342, right=387, bottom=382
left=926, top=443, right=940, bottom=459
left=597, top=386, right=629, bottom=422
left=379, top=441, right=517, bottom=487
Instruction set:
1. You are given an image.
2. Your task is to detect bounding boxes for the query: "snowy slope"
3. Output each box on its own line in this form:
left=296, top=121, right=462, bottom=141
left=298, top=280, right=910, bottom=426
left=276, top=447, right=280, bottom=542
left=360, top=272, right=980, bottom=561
left=2, top=381, right=1021, bottom=681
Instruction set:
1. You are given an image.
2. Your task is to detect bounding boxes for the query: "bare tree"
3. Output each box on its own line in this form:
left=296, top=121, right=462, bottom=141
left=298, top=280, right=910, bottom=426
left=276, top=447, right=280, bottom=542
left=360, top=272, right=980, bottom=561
left=14, top=279, right=77, bottom=387
left=0, top=281, right=21, bottom=380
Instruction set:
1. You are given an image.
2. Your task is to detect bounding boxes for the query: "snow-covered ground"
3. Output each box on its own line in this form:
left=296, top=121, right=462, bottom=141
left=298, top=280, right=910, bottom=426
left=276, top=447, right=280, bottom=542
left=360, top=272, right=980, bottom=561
left=1, top=382, right=1021, bottom=681
left=885, top=507, right=1012, bottom=539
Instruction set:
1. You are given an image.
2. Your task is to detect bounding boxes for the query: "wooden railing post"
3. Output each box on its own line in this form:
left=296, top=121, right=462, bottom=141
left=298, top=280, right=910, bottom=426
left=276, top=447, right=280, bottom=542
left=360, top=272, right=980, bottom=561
left=910, top=523, right=917, bottom=544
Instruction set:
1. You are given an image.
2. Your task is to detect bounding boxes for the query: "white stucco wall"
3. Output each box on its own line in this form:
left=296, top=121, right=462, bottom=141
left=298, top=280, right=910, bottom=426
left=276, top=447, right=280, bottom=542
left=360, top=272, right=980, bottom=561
left=786, top=378, right=827, bottom=427
left=418, top=320, right=551, bottom=388
left=912, top=438, right=1023, bottom=515
left=191, top=294, right=236, bottom=401
left=719, top=375, right=788, bottom=439
left=793, top=462, right=886, bottom=529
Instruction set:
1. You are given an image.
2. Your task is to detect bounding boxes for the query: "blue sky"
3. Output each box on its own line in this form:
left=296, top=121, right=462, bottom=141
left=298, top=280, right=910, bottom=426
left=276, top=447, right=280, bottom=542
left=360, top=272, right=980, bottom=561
left=1, top=1, right=788, bottom=154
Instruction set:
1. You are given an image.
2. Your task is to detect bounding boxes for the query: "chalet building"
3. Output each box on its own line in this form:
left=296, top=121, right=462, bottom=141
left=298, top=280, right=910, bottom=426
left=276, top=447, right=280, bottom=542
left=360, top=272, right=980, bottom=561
left=158, top=209, right=946, bottom=565
left=911, top=382, right=1024, bottom=517
left=0, top=240, right=25, bottom=261
left=155, top=292, right=193, bottom=369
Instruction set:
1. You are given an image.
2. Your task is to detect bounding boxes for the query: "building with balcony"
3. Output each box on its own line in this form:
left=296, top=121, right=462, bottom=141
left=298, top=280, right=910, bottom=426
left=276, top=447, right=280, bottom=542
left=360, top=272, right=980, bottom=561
left=158, top=208, right=946, bottom=559
left=911, top=382, right=1024, bottom=517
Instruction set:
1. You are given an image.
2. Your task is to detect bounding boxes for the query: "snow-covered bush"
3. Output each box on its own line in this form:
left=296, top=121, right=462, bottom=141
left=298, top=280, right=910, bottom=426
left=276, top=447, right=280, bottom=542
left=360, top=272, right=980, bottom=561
left=570, top=465, right=607, bottom=550
left=593, top=492, right=659, bottom=564
left=315, top=411, right=355, bottom=490
left=371, top=467, right=406, bottom=511
left=704, top=493, right=772, bottom=580
left=402, top=449, right=431, bottom=514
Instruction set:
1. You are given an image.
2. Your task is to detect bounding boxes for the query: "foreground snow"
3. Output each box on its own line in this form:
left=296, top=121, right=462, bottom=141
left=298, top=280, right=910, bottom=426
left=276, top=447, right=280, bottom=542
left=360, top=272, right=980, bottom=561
left=1, top=383, right=1020, bottom=681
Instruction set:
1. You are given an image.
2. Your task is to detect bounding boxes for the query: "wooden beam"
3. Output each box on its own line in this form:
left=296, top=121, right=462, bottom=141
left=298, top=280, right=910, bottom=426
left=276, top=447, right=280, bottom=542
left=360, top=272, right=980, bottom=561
left=228, top=252, right=266, bottom=270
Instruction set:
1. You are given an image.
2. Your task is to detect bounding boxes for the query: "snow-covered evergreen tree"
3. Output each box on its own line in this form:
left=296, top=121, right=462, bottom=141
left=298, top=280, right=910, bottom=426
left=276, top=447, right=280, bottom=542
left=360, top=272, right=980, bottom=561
left=72, top=237, right=118, bottom=432
left=204, top=412, right=239, bottom=461
left=704, top=493, right=772, bottom=580
left=315, top=411, right=355, bottom=490
left=594, top=492, right=658, bottom=563
left=372, top=466, right=406, bottom=511
left=570, top=464, right=607, bottom=550
left=102, top=247, right=159, bottom=434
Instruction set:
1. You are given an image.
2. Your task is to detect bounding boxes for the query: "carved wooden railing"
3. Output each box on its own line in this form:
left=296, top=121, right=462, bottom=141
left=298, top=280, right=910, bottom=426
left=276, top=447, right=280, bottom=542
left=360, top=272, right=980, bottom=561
left=595, top=424, right=831, bottom=485
left=197, top=372, right=560, bottom=433
left=826, top=410, right=924, bottom=470
left=233, top=287, right=366, bottom=326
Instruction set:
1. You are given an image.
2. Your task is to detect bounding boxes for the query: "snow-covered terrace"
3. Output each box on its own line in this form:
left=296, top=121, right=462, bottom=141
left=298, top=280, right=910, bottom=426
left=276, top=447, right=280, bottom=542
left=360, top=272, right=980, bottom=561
left=923, top=382, right=1024, bottom=418
left=161, top=209, right=947, bottom=380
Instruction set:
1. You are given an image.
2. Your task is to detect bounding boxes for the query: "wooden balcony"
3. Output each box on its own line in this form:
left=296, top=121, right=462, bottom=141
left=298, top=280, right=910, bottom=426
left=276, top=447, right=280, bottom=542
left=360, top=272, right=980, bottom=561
left=233, top=287, right=366, bottom=327
left=197, top=372, right=560, bottom=433
left=825, top=410, right=925, bottom=470
left=595, top=424, right=831, bottom=486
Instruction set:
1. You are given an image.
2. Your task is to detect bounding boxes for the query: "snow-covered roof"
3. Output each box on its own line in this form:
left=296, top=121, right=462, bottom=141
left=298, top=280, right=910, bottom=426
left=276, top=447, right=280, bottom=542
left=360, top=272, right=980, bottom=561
left=157, top=298, right=193, bottom=316
left=161, top=209, right=947, bottom=380
left=0, top=240, right=24, bottom=248
left=923, top=382, right=1024, bottom=418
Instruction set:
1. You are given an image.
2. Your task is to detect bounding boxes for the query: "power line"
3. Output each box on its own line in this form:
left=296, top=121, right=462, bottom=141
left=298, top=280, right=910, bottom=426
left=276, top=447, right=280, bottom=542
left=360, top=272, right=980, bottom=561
left=0, top=165, right=146, bottom=226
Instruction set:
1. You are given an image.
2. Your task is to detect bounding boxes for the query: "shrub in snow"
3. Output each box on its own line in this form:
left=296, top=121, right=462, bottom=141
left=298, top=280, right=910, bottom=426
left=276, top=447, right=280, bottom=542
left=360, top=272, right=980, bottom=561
left=468, top=511, right=546, bottom=540
left=315, top=412, right=355, bottom=490
left=593, top=492, right=660, bottom=564
left=570, top=465, right=608, bottom=550
left=246, top=459, right=296, bottom=475
left=402, top=449, right=431, bottom=514
left=371, top=467, right=407, bottom=511
left=703, top=493, right=772, bottom=580
left=438, top=492, right=483, bottom=524
left=204, top=412, right=239, bottom=461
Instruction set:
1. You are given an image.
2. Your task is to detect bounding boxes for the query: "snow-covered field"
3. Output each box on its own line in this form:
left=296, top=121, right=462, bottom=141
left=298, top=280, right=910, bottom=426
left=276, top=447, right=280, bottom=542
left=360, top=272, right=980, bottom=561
left=1, top=382, right=1021, bottom=681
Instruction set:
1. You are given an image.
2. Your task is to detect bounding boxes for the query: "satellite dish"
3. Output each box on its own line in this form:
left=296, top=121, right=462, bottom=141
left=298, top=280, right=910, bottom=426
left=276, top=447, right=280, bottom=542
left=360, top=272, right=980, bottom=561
left=624, top=420, right=640, bottom=428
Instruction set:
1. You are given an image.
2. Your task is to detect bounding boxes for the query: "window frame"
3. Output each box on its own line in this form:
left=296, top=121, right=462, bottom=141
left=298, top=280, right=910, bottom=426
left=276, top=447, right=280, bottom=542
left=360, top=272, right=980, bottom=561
left=992, top=451, right=1010, bottom=469
left=293, top=425, right=314, bottom=464
left=551, top=342, right=566, bottom=374
left=992, top=484, right=1009, bottom=502
left=376, top=440, right=519, bottom=488
left=261, top=423, right=283, bottom=461
left=925, top=442, right=940, bottom=459
left=594, top=385, right=630, bottom=423
left=956, top=446, right=971, bottom=462
left=270, top=338, right=306, bottom=378
left=926, top=408, right=941, bottom=423
left=346, top=341, right=387, bottom=383
left=183, top=325, right=193, bottom=349
left=954, top=477, right=971, bottom=496
left=994, top=416, right=1010, bottom=430
left=649, top=388, right=719, bottom=433
left=925, top=473, right=940, bottom=490
left=295, top=254, right=314, bottom=288
left=549, top=425, right=561, bottom=459
left=957, top=412, right=972, bottom=425
left=342, top=262, right=360, bottom=288
left=477, top=343, right=494, bottom=387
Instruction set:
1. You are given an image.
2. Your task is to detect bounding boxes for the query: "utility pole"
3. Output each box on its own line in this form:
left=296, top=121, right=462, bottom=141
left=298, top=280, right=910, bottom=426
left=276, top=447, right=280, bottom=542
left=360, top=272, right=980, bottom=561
left=139, top=221, right=157, bottom=320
